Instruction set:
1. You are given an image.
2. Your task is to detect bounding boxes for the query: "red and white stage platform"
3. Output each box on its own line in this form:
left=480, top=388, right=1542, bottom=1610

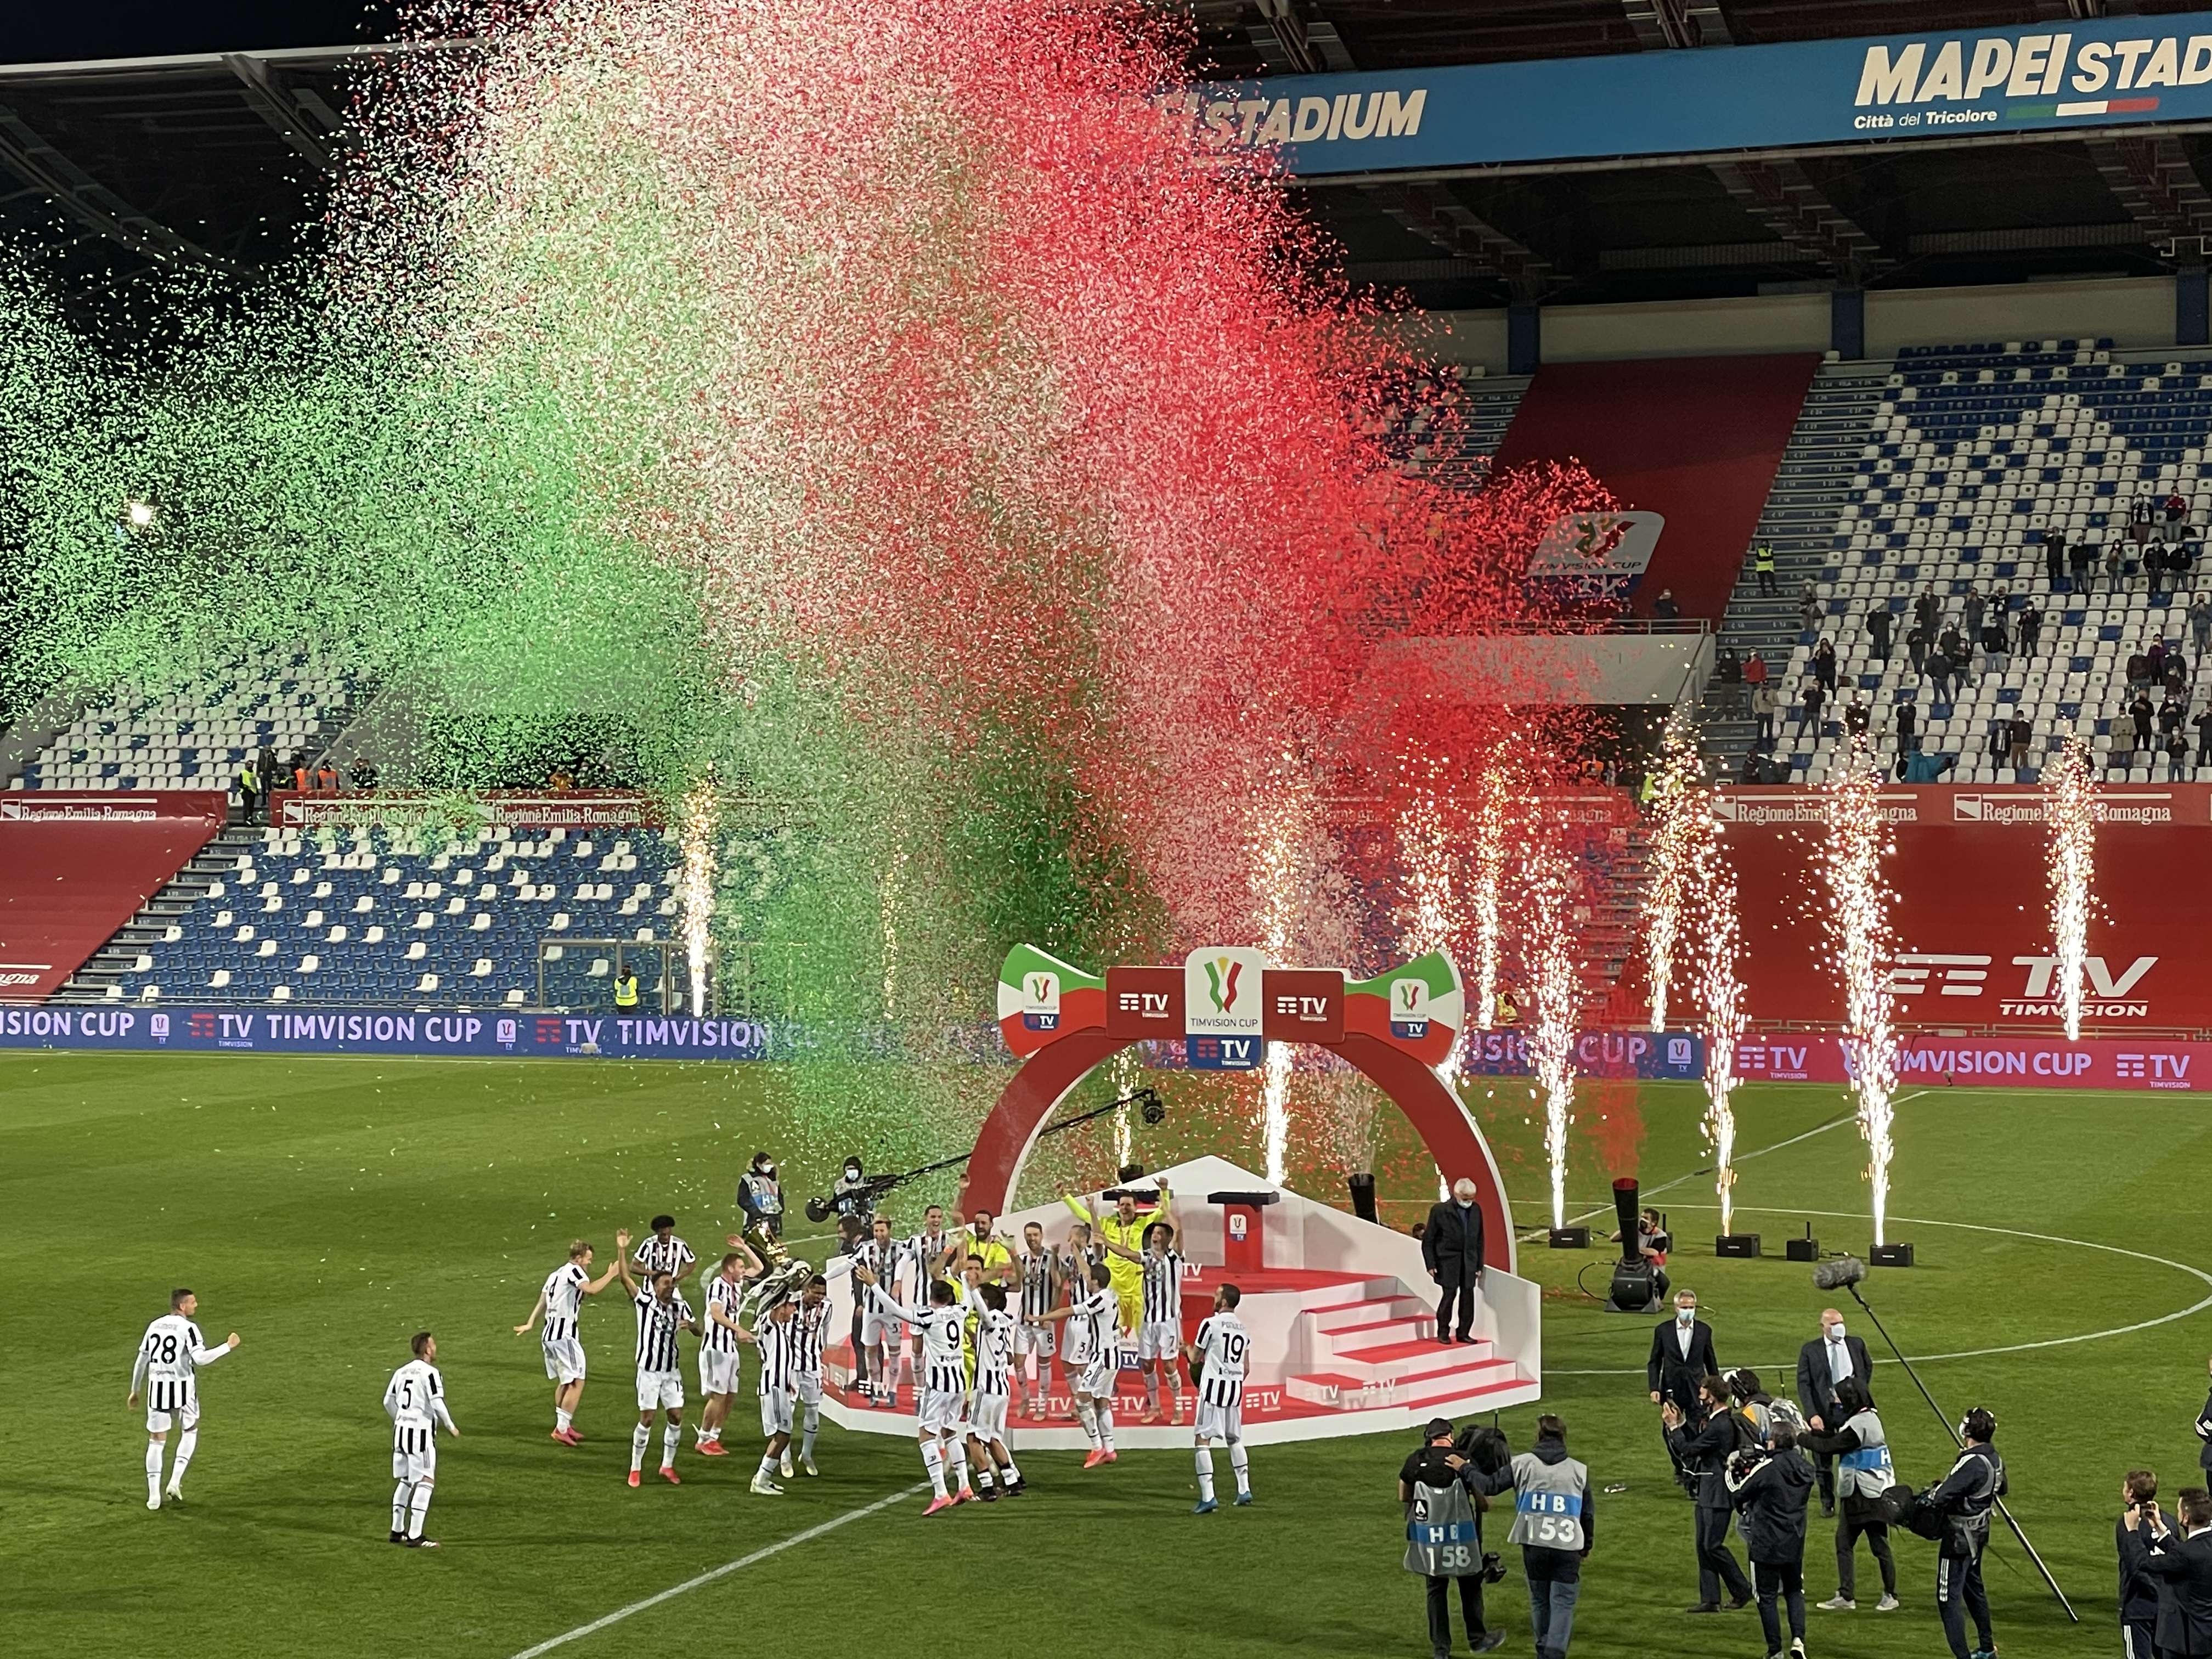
left=817, top=1155, right=1542, bottom=1449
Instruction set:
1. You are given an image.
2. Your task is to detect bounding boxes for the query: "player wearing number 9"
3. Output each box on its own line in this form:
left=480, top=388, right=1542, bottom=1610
left=1469, top=1415, right=1594, bottom=1659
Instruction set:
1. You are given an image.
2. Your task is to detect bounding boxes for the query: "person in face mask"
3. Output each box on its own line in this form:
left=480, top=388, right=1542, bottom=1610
left=738, top=1152, right=785, bottom=1242
left=1649, top=1291, right=1720, bottom=1495
left=1799, top=1375, right=1899, bottom=1612
left=831, top=1156, right=876, bottom=1222
left=1795, top=1308, right=1875, bottom=1519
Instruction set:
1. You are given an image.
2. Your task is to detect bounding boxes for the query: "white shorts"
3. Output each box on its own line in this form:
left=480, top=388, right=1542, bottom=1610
left=1075, top=1357, right=1115, bottom=1400
left=635, top=1369, right=684, bottom=1412
left=1013, top=1322, right=1055, bottom=1358
left=1137, top=1321, right=1181, bottom=1362
left=1195, top=1394, right=1244, bottom=1442
left=862, top=1312, right=904, bottom=1347
left=759, top=1389, right=794, bottom=1437
left=699, top=1347, right=740, bottom=1396
left=968, top=1391, right=1008, bottom=1443
left=543, top=1336, right=586, bottom=1384
left=392, top=1444, right=437, bottom=1483
left=918, top=1388, right=969, bottom=1436
left=795, top=1372, right=822, bottom=1408
left=145, top=1380, right=199, bottom=1435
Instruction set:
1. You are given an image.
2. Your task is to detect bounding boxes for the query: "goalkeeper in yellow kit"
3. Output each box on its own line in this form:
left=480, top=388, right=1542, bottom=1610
left=1063, top=1179, right=1169, bottom=1338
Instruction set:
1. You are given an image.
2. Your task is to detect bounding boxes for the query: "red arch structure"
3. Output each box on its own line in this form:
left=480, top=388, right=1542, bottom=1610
left=955, top=1027, right=1519, bottom=1276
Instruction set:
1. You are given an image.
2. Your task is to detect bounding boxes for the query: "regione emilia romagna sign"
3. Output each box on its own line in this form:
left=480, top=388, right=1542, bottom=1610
left=1181, top=12, right=2212, bottom=176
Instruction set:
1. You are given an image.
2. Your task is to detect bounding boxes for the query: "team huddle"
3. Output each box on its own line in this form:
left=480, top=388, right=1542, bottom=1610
left=127, top=1180, right=1255, bottom=1542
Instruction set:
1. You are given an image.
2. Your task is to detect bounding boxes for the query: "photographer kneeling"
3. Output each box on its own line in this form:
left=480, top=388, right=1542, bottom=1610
left=1400, top=1418, right=1508, bottom=1658
left=1727, top=1414, right=1815, bottom=1659
left=1797, top=1375, right=1899, bottom=1612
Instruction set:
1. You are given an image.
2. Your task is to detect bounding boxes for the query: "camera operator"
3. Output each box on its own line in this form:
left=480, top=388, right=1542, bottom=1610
left=1726, top=1415, right=1815, bottom=1659
left=1663, top=1373, right=1755, bottom=1613
left=1466, top=1413, right=1594, bottom=1659
left=1728, top=1368, right=1776, bottom=1442
left=2117, top=1470, right=2164, bottom=1659
left=1918, top=1406, right=2006, bottom=1659
left=2143, top=1485, right=2212, bottom=1658
left=830, top=1156, right=877, bottom=1223
left=1649, top=1290, right=1720, bottom=1493
left=1798, top=1375, right=1899, bottom=1612
left=737, top=1150, right=783, bottom=1242
left=1400, top=1418, right=1507, bottom=1657
left=1795, top=1308, right=1874, bottom=1520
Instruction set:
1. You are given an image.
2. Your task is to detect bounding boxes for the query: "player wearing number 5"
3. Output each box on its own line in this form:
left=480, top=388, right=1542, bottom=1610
left=1472, top=1415, right=1595, bottom=1659
left=128, top=1289, right=240, bottom=1510
left=1183, top=1283, right=1252, bottom=1514
left=384, top=1333, right=459, bottom=1548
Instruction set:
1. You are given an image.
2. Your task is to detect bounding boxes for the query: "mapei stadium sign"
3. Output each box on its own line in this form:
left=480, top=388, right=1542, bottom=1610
left=1193, top=12, right=2212, bottom=174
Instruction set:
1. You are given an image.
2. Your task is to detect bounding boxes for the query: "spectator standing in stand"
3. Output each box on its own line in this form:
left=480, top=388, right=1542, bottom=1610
left=2170, top=728, right=2192, bottom=783
left=2007, top=714, right=2033, bottom=772
left=2106, top=543, right=2126, bottom=590
left=2133, top=690, right=2157, bottom=754
left=1963, top=588, right=1987, bottom=640
left=2072, top=539, right=2096, bottom=589
left=1799, top=585, right=1823, bottom=634
left=1894, top=700, right=1917, bottom=758
left=2192, top=594, right=2212, bottom=659
left=1753, top=543, right=1777, bottom=596
left=1927, top=644, right=1954, bottom=704
left=1812, top=639, right=1837, bottom=694
left=1797, top=679, right=1826, bottom=737
left=1905, top=620, right=1929, bottom=676
left=1714, top=646, right=1743, bottom=712
left=1743, top=650, right=1769, bottom=706
left=1867, top=605, right=1893, bottom=663
left=1914, top=588, right=1939, bottom=635
left=2194, top=703, right=2212, bottom=772
left=257, top=744, right=281, bottom=804
left=1753, top=682, right=1779, bottom=746
left=1981, top=616, right=2011, bottom=676
left=1652, top=588, right=1680, bottom=622
left=1843, top=698, right=1870, bottom=742
left=2045, top=533, right=2067, bottom=590
left=2168, top=489, right=2191, bottom=524
left=2162, top=690, right=2187, bottom=748
left=2018, top=601, right=2044, bottom=658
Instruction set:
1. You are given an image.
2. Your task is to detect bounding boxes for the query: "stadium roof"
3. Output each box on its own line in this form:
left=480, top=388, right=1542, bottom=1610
left=5, top=3, right=2212, bottom=309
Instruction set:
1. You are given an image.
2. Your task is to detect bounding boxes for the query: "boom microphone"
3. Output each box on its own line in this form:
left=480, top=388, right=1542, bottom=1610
left=1812, top=1256, right=1868, bottom=1292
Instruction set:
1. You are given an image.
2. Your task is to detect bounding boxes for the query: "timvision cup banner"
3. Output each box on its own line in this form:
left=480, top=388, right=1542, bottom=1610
left=1187, top=12, right=2212, bottom=174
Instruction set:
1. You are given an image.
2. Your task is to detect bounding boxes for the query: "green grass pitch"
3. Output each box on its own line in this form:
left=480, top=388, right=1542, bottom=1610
left=3, top=1052, right=2205, bottom=1658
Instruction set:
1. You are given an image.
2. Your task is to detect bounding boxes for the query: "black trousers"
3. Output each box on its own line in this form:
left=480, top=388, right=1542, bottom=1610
left=2121, top=1615, right=2157, bottom=1659
left=1835, top=1509, right=1895, bottom=1599
left=1694, top=1503, right=1752, bottom=1605
left=1425, top=1573, right=1486, bottom=1657
left=1934, top=1545, right=1992, bottom=1659
left=1753, top=1558, right=1805, bottom=1654
left=1435, top=1270, right=1477, bottom=1340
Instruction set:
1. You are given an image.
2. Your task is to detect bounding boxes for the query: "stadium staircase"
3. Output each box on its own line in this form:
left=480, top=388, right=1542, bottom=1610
left=1286, top=1278, right=1521, bottom=1413
left=55, top=826, right=263, bottom=1003
left=1697, top=337, right=2212, bottom=785
left=1381, top=369, right=1528, bottom=487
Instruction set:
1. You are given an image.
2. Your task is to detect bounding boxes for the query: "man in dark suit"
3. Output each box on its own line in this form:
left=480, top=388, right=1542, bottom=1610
left=1796, top=1307, right=1875, bottom=1517
left=2192, top=1353, right=2212, bottom=1493
left=1662, top=1374, right=1754, bottom=1613
left=1649, top=1290, right=1720, bottom=1495
left=2143, top=1486, right=2212, bottom=1657
left=1421, top=1179, right=1485, bottom=1346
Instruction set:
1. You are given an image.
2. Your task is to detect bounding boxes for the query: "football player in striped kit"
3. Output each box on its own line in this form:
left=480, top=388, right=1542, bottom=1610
left=1104, top=1200, right=1184, bottom=1425
left=731, top=1295, right=800, bottom=1497
left=1011, top=1221, right=1060, bottom=1420
left=616, top=1238, right=697, bottom=1488
left=1031, top=1260, right=1121, bottom=1468
left=630, top=1214, right=700, bottom=1288
left=513, top=1238, right=623, bottom=1445
left=857, top=1265, right=977, bottom=1515
left=127, top=1288, right=240, bottom=1510
left=694, top=1247, right=761, bottom=1457
left=782, top=1274, right=833, bottom=1479
left=962, top=1280, right=1025, bottom=1499
left=383, top=1332, right=459, bottom=1548
left=856, top=1216, right=909, bottom=1407
left=1185, top=1283, right=1253, bottom=1513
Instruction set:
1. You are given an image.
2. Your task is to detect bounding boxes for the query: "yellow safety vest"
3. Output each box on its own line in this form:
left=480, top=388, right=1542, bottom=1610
left=614, top=974, right=639, bottom=1008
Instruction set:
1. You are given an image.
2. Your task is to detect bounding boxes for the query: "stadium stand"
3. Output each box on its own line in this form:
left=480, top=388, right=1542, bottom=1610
left=12, top=650, right=367, bottom=793
left=1699, top=338, right=2212, bottom=784
left=1376, top=368, right=1526, bottom=486
left=64, top=822, right=689, bottom=1007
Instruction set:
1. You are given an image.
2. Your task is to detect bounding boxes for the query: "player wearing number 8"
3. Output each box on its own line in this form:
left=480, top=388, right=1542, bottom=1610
left=1471, top=1415, right=1595, bottom=1659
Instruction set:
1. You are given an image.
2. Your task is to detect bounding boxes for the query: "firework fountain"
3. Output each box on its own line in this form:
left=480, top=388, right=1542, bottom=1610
left=1695, top=834, right=1747, bottom=1236
left=1822, top=749, right=1900, bottom=1247
left=1639, top=708, right=1707, bottom=1032
left=1520, top=836, right=1584, bottom=1232
left=677, top=780, right=719, bottom=1017
left=2044, top=737, right=2098, bottom=1041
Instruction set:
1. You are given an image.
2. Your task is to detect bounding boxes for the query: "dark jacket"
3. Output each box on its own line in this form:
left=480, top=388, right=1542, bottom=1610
left=1648, top=1317, right=1719, bottom=1401
left=2146, top=1527, right=2212, bottom=1656
left=1797, top=1419, right=1891, bottom=1520
left=1729, top=1447, right=1815, bottom=1565
left=1795, top=1335, right=1873, bottom=1424
left=1421, top=1200, right=1484, bottom=1279
left=1926, top=1442, right=2007, bottom=1558
left=1473, top=1434, right=1596, bottom=1560
left=1664, top=1402, right=1746, bottom=1510
left=2196, top=1387, right=2212, bottom=1473
left=2121, top=1515, right=2163, bottom=1626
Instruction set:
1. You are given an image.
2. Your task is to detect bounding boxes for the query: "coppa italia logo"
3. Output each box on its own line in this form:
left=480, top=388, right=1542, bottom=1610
left=1184, top=946, right=1267, bottom=1069
left=1203, top=956, right=1244, bottom=1014
left=1390, top=977, right=1431, bottom=1039
left=1021, top=971, right=1061, bottom=1032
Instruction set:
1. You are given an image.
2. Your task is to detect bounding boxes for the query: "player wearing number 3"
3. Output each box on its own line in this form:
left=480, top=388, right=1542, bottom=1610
left=1184, top=1283, right=1252, bottom=1515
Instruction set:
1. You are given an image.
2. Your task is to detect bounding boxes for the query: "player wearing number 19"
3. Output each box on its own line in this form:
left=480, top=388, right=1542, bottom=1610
left=128, top=1289, right=241, bottom=1510
left=383, top=1333, right=459, bottom=1549
left=1184, top=1283, right=1251, bottom=1514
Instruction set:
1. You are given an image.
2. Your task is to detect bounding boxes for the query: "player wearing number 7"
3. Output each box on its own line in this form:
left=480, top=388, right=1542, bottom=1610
left=128, top=1289, right=240, bottom=1510
left=1183, top=1283, right=1251, bottom=1514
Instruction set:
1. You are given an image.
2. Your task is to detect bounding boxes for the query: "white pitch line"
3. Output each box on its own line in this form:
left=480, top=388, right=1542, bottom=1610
left=509, top=1484, right=928, bottom=1658
left=1548, top=1204, right=2212, bottom=1375
left=1529, top=1089, right=1931, bottom=1238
